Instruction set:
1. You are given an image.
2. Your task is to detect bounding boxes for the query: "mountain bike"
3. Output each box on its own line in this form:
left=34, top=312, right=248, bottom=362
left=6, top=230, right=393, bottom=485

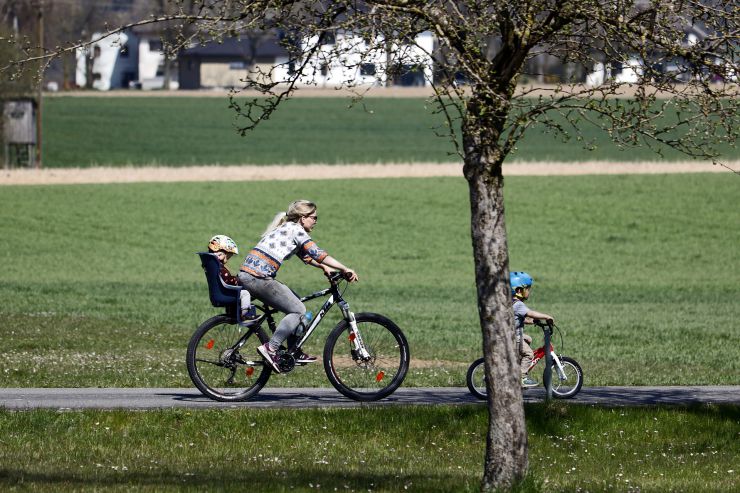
left=466, top=320, right=583, bottom=399
left=186, top=269, right=410, bottom=402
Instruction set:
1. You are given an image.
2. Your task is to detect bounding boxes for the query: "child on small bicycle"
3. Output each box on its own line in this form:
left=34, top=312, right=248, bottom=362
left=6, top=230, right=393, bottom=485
left=511, top=271, right=554, bottom=388
left=208, top=235, right=257, bottom=322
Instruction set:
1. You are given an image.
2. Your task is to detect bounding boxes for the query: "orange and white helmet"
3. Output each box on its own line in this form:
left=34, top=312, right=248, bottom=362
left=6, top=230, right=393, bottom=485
left=208, top=235, right=239, bottom=255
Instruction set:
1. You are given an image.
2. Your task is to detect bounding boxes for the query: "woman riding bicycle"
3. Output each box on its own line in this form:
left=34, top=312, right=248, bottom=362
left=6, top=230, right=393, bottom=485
left=238, top=200, right=359, bottom=373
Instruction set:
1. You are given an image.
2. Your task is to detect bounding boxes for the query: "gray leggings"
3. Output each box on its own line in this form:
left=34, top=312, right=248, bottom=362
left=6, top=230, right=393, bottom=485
left=237, top=271, right=306, bottom=350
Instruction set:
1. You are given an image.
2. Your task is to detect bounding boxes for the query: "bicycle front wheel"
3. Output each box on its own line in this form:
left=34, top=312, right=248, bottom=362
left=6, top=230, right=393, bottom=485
left=466, top=358, right=487, bottom=400
left=186, top=315, right=271, bottom=402
left=550, top=356, right=583, bottom=399
left=323, top=313, right=409, bottom=401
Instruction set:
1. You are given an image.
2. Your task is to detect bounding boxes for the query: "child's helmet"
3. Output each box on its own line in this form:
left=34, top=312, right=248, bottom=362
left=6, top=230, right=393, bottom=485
left=208, top=235, right=239, bottom=255
left=510, top=271, right=534, bottom=295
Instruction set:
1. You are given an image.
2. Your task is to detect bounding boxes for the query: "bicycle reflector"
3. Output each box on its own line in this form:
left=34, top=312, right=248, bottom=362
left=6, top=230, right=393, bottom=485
left=376, top=371, right=385, bottom=382
left=348, top=332, right=356, bottom=342
left=205, top=339, right=215, bottom=350
left=246, top=367, right=254, bottom=377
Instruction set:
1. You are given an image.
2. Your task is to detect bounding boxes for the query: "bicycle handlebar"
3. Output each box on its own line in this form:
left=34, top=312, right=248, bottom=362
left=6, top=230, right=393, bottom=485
left=326, top=271, right=354, bottom=283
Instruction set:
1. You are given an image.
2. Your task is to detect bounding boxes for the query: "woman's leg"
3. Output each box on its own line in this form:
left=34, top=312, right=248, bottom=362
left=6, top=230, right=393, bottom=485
left=238, top=273, right=305, bottom=350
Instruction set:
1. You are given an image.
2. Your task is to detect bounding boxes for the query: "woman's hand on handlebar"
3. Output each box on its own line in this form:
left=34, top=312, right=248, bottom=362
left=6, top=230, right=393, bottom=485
left=323, top=268, right=358, bottom=283
left=320, top=263, right=335, bottom=278
left=319, top=255, right=358, bottom=283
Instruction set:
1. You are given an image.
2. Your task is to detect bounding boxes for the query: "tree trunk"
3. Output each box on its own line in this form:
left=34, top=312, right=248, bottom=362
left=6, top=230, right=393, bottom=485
left=463, top=128, right=528, bottom=492
left=85, top=54, right=94, bottom=90
left=163, top=51, right=172, bottom=90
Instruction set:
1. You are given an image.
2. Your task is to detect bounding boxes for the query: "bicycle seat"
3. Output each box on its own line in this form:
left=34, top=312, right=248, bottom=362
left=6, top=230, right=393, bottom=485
left=196, top=252, right=242, bottom=308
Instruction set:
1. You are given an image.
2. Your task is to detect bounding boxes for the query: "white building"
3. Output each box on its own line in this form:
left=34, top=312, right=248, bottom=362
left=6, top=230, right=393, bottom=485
left=75, top=30, right=178, bottom=90
left=296, top=31, right=435, bottom=88
left=75, top=31, right=138, bottom=90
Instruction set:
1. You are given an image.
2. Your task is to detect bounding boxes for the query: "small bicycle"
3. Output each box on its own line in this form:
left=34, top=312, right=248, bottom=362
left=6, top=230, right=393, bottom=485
left=187, top=253, right=410, bottom=402
left=466, top=320, right=583, bottom=399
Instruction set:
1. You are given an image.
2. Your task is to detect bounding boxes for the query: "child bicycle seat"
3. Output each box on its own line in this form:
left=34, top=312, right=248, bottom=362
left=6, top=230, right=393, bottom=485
left=196, top=252, right=242, bottom=309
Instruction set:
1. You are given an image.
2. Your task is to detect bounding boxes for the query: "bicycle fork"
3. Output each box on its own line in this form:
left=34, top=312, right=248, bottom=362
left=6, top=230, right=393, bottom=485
left=550, top=352, right=569, bottom=381
left=531, top=346, right=569, bottom=381
left=339, top=300, right=371, bottom=360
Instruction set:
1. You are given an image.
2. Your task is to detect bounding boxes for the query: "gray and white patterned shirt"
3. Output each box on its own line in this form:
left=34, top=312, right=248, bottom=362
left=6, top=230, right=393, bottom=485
left=241, top=222, right=328, bottom=278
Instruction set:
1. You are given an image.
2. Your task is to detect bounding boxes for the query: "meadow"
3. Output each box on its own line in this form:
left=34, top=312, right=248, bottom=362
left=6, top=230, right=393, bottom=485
left=42, top=96, right=739, bottom=167
left=0, top=173, right=738, bottom=388
left=2, top=95, right=739, bottom=492
left=0, top=404, right=737, bottom=492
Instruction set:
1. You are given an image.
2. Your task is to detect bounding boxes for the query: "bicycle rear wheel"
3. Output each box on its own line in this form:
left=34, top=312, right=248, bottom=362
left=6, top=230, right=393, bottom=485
left=466, top=358, right=487, bottom=400
left=550, top=356, right=583, bottom=399
left=323, top=313, right=409, bottom=401
left=186, top=315, right=271, bottom=402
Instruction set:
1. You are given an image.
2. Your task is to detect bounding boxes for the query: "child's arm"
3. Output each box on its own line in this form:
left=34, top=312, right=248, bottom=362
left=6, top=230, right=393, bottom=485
left=524, top=309, right=554, bottom=325
left=219, top=265, right=239, bottom=286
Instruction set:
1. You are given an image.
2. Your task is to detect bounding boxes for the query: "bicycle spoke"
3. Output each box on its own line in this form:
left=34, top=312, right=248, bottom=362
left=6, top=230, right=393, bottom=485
left=324, top=313, right=409, bottom=401
left=187, top=316, right=271, bottom=401
left=550, top=357, right=583, bottom=399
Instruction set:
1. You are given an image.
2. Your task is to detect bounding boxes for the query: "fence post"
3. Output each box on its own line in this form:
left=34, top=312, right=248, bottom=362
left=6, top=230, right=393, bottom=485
left=543, top=323, right=553, bottom=401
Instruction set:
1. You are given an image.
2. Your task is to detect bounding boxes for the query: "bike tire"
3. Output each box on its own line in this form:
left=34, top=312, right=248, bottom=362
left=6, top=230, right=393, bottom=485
left=323, top=312, right=409, bottom=402
left=186, top=315, right=271, bottom=402
left=549, top=356, right=583, bottom=399
left=466, top=357, right=487, bottom=400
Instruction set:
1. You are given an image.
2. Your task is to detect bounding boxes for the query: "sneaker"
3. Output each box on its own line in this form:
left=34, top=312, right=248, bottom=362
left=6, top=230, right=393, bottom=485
left=257, top=343, right=281, bottom=373
left=294, top=349, right=318, bottom=363
left=521, top=375, right=538, bottom=388
left=241, top=305, right=258, bottom=321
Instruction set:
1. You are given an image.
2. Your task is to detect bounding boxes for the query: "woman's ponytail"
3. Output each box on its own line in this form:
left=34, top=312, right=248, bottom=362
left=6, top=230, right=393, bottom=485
left=262, top=211, right=288, bottom=237
left=261, top=200, right=316, bottom=237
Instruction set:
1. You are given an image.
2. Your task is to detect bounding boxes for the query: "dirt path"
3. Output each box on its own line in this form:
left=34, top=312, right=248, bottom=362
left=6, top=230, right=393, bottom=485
left=1, top=160, right=733, bottom=186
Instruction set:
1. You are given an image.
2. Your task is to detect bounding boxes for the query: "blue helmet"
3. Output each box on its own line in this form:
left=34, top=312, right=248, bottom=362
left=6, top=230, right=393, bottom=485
left=510, top=271, right=534, bottom=296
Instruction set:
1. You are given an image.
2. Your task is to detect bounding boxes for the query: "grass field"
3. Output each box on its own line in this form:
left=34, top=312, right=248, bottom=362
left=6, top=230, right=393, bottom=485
left=42, top=96, right=739, bottom=167
left=0, top=173, right=738, bottom=388
left=3, top=112, right=740, bottom=492
left=0, top=404, right=737, bottom=492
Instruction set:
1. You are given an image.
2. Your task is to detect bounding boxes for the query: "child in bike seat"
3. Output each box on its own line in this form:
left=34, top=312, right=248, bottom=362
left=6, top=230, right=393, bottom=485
left=511, top=271, right=554, bottom=388
left=208, top=235, right=257, bottom=322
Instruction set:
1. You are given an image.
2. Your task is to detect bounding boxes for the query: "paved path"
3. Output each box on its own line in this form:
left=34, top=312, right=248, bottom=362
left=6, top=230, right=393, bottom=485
left=1, top=386, right=738, bottom=410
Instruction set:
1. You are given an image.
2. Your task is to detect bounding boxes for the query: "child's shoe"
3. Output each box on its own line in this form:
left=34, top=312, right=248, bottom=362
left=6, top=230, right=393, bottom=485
left=521, top=375, right=538, bottom=388
left=241, top=305, right=258, bottom=321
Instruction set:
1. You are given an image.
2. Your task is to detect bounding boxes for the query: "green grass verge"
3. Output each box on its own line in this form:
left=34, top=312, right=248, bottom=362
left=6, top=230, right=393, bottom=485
left=0, top=404, right=737, bottom=492
left=0, top=173, right=738, bottom=388
left=42, top=97, right=739, bottom=167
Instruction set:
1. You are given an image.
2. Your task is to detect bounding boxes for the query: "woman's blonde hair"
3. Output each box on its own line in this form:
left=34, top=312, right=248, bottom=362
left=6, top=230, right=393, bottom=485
left=262, top=200, right=317, bottom=236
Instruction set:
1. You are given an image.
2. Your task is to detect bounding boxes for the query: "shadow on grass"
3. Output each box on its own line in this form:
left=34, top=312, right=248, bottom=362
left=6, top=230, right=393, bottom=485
left=0, top=467, right=479, bottom=492
left=525, top=401, right=740, bottom=434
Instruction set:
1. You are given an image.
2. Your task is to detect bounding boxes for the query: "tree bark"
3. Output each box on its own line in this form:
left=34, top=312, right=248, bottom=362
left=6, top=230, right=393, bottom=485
left=463, top=126, right=528, bottom=492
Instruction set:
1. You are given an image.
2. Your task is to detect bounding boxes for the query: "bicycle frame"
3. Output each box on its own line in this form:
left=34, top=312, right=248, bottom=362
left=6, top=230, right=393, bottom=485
left=295, top=279, right=370, bottom=358
left=230, top=274, right=369, bottom=359
left=528, top=340, right=569, bottom=381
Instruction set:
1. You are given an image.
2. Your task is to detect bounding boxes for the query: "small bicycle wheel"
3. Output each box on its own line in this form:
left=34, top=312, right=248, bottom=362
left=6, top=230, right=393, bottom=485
left=466, top=358, right=487, bottom=400
left=186, top=315, right=271, bottom=402
left=323, top=313, right=409, bottom=402
left=550, top=356, right=583, bottom=399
